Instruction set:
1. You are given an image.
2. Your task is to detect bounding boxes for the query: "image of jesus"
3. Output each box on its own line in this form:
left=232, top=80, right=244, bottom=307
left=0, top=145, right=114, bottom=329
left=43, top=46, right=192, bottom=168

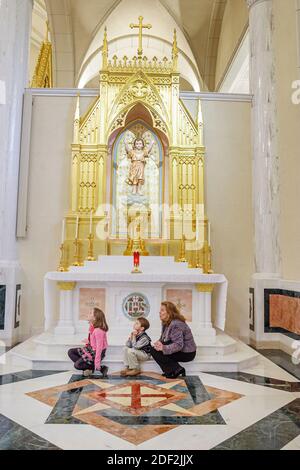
left=125, top=138, right=154, bottom=195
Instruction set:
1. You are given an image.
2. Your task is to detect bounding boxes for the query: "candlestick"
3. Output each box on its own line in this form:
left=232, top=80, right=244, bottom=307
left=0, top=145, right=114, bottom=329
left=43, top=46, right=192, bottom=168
left=61, top=219, right=65, bottom=245
left=86, top=234, right=96, bottom=261
left=178, top=235, right=187, bottom=263
left=72, top=238, right=81, bottom=266
left=75, top=215, right=79, bottom=239
left=57, top=243, right=68, bottom=272
left=89, top=210, right=93, bottom=234
left=195, top=246, right=203, bottom=270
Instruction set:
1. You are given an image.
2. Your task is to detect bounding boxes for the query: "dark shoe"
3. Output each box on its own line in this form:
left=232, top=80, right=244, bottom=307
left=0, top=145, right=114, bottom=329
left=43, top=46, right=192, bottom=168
left=165, top=368, right=186, bottom=379
left=100, top=365, right=109, bottom=378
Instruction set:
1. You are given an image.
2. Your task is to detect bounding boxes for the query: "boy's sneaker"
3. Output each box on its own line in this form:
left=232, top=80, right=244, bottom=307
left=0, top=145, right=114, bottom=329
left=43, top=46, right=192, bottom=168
left=83, top=369, right=93, bottom=377
left=120, top=368, right=129, bottom=376
left=125, top=369, right=141, bottom=377
left=100, top=365, right=109, bottom=378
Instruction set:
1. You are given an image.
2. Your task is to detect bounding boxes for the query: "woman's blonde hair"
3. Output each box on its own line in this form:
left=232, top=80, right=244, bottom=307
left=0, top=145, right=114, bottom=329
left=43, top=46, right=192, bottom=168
left=92, top=308, right=109, bottom=332
left=161, top=301, right=186, bottom=326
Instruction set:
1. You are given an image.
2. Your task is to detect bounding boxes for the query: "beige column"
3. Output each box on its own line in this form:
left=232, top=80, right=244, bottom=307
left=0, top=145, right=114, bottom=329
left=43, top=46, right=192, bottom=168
left=0, top=0, right=33, bottom=346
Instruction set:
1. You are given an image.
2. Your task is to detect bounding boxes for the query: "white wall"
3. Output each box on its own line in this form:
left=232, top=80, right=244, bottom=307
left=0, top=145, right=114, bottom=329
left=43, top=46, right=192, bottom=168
left=215, top=0, right=249, bottom=89
left=202, top=100, right=253, bottom=340
left=17, top=94, right=95, bottom=337
left=218, top=31, right=250, bottom=94
left=274, top=0, right=300, bottom=280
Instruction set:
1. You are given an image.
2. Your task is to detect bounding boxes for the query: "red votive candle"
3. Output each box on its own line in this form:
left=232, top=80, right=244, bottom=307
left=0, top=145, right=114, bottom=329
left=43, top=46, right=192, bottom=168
left=133, top=251, right=140, bottom=266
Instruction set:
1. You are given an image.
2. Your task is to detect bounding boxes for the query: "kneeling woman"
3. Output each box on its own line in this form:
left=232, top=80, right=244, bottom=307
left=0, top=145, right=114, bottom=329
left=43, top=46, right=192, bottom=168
left=151, top=301, right=196, bottom=379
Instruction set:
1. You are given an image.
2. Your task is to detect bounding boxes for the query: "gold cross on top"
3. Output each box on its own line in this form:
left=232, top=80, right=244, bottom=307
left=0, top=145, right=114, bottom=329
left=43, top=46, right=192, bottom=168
left=130, top=16, right=152, bottom=58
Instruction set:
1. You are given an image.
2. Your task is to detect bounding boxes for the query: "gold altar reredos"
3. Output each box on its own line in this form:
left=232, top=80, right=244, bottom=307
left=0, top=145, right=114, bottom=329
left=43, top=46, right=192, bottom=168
left=62, top=21, right=212, bottom=273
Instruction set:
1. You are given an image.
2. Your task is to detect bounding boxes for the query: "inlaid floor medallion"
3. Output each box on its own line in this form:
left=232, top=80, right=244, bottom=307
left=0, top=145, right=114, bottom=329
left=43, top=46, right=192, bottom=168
left=27, top=372, right=243, bottom=444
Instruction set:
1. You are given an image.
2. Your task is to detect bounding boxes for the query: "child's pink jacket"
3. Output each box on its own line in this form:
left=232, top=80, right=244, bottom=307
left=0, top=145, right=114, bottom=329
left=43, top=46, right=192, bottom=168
left=88, top=328, right=108, bottom=370
left=85, top=324, right=95, bottom=345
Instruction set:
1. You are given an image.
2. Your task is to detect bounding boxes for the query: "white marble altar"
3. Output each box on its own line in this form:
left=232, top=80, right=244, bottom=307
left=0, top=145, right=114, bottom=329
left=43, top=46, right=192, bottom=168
left=44, top=256, right=228, bottom=345
left=8, top=256, right=259, bottom=371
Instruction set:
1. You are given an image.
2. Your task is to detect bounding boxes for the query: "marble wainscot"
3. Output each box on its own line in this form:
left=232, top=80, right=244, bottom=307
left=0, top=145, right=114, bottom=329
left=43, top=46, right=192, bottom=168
left=9, top=257, right=259, bottom=371
left=250, top=275, right=300, bottom=355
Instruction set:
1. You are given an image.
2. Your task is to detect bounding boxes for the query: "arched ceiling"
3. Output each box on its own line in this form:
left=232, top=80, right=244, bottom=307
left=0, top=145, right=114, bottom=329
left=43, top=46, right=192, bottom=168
left=44, top=0, right=247, bottom=91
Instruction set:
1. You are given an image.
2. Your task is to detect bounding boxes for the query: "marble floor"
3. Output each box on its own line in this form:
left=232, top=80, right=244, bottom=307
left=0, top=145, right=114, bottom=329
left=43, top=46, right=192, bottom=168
left=0, top=350, right=299, bottom=450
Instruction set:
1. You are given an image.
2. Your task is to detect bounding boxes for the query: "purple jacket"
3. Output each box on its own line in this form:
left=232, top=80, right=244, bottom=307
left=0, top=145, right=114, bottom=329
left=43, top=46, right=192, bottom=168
left=160, top=320, right=196, bottom=355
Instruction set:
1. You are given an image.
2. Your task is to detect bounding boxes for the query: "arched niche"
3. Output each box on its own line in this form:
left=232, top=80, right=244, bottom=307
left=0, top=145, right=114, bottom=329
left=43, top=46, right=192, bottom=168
left=107, top=104, right=169, bottom=240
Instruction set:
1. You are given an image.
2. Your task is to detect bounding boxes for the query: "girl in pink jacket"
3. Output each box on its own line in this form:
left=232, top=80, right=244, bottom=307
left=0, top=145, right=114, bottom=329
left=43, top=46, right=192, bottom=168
left=68, top=308, right=109, bottom=377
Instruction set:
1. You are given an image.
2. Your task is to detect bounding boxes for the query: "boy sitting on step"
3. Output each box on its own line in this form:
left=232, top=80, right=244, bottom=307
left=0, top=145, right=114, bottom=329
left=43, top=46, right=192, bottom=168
left=121, top=317, right=151, bottom=377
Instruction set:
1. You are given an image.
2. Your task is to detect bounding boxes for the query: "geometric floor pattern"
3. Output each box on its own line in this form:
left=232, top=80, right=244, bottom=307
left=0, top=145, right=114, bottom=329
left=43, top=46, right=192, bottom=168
left=1, top=348, right=300, bottom=450
left=27, top=372, right=242, bottom=445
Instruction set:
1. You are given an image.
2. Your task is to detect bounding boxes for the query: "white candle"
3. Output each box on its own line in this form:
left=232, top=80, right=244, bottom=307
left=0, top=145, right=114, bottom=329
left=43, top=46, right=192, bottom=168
left=89, top=210, right=93, bottom=234
left=61, top=219, right=65, bottom=245
left=75, top=216, right=79, bottom=239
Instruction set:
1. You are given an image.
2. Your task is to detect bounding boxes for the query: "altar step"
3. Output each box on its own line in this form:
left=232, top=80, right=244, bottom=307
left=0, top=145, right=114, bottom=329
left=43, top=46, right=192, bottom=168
left=8, top=331, right=260, bottom=372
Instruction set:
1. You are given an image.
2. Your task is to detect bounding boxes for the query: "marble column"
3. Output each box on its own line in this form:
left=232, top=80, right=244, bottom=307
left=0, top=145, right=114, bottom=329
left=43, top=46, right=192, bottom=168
left=247, top=0, right=281, bottom=276
left=55, top=283, right=76, bottom=335
left=193, top=284, right=216, bottom=344
left=0, top=0, right=33, bottom=345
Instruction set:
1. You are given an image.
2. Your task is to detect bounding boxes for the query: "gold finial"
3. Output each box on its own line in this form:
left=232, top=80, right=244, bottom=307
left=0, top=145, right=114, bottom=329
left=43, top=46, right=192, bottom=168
left=102, top=26, right=108, bottom=69
left=130, top=16, right=152, bottom=59
left=197, top=99, right=204, bottom=145
left=172, top=29, right=178, bottom=71
left=73, top=93, right=80, bottom=143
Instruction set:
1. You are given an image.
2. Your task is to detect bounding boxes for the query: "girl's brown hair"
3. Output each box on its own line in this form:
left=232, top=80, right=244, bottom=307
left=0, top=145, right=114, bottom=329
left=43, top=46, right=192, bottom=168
left=92, top=308, right=109, bottom=332
left=161, top=301, right=186, bottom=326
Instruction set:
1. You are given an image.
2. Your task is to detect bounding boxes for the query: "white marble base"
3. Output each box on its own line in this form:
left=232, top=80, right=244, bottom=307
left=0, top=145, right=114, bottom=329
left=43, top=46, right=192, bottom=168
left=251, top=274, right=300, bottom=355
left=8, top=330, right=259, bottom=372
left=0, top=261, right=22, bottom=347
